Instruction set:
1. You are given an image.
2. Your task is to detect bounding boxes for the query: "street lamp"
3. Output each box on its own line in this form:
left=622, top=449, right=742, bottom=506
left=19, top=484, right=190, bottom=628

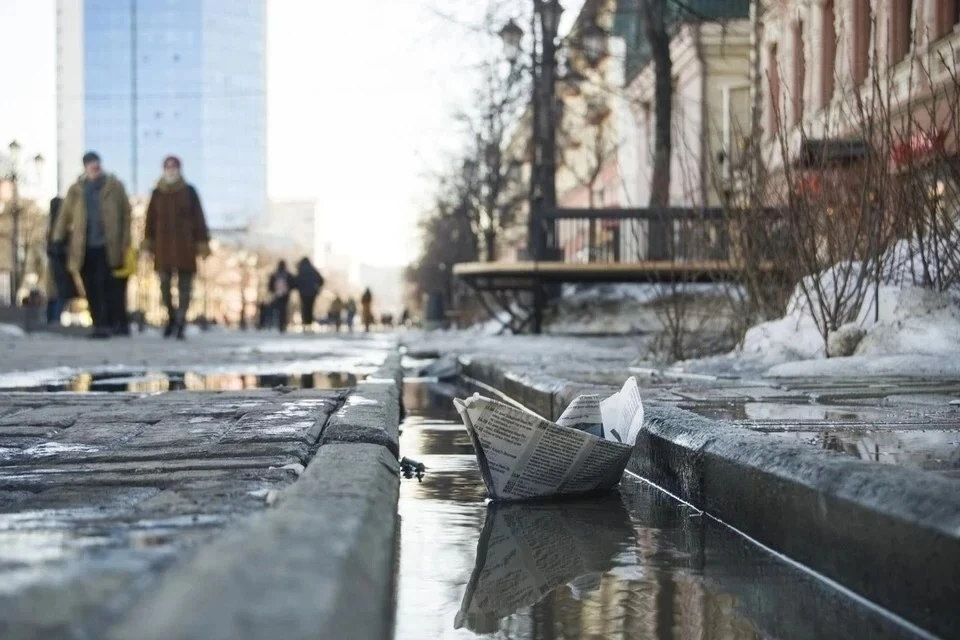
left=499, top=19, right=524, bottom=64
left=2, top=140, right=44, bottom=305
left=579, top=21, right=609, bottom=66
left=8, top=140, right=21, bottom=164
left=541, top=0, right=564, bottom=39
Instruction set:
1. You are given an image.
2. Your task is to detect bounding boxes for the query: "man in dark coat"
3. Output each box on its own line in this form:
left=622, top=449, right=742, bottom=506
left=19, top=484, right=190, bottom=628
left=142, top=156, right=211, bottom=340
left=294, top=257, right=324, bottom=330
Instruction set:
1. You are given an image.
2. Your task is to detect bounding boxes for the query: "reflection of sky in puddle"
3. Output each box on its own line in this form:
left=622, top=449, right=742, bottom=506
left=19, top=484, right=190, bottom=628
left=684, top=401, right=960, bottom=473
left=764, top=429, right=960, bottom=472
left=687, top=401, right=878, bottom=422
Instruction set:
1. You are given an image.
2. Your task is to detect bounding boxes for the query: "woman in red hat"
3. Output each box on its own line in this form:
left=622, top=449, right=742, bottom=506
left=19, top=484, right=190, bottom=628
left=142, top=156, right=211, bottom=339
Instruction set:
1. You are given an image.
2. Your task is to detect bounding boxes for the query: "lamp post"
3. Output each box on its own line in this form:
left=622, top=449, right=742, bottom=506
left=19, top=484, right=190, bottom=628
left=2, top=140, right=45, bottom=305
left=500, top=3, right=608, bottom=333
left=499, top=2, right=608, bottom=263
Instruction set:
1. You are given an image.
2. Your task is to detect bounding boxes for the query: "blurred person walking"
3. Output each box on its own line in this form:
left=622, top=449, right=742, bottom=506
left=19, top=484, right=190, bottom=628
left=52, top=152, right=132, bottom=339
left=268, top=260, right=293, bottom=332
left=360, top=287, right=374, bottom=332
left=328, top=295, right=344, bottom=332
left=45, top=196, right=78, bottom=325
left=109, top=244, right=136, bottom=336
left=143, top=156, right=210, bottom=340
left=294, top=257, right=324, bottom=331
left=345, top=297, right=357, bottom=332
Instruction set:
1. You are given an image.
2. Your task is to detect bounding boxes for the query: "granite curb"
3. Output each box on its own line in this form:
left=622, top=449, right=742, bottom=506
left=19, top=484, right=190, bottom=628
left=459, top=356, right=960, bottom=639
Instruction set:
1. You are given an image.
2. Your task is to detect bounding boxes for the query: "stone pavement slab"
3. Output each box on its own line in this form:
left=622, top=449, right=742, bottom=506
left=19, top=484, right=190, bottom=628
left=0, top=388, right=346, bottom=640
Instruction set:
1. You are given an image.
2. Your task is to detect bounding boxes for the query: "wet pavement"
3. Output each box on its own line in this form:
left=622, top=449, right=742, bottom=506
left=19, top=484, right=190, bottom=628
left=2, top=369, right=361, bottom=393
left=393, top=382, right=929, bottom=640
left=403, top=332, right=960, bottom=478
left=0, top=386, right=348, bottom=639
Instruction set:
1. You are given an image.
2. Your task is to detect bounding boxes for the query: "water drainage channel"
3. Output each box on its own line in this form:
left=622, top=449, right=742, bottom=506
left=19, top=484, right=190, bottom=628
left=393, top=381, right=929, bottom=640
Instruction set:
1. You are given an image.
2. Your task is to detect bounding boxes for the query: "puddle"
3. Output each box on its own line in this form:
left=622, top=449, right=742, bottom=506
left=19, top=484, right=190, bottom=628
left=2, top=370, right=360, bottom=393
left=392, top=382, right=923, bottom=640
left=686, top=401, right=880, bottom=423
left=764, top=429, right=960, bottom=473
left=683, top=401, right=960, bottom=474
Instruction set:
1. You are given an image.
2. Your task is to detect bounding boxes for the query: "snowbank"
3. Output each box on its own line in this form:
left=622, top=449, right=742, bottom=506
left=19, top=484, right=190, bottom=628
left=766, top=354, right=960, bottom=378
left=688, top=235, right=960, bottom=377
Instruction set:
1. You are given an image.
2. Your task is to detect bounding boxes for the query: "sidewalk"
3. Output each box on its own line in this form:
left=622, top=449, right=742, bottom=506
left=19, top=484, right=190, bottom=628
left=0, top=338, right=403, bottom=640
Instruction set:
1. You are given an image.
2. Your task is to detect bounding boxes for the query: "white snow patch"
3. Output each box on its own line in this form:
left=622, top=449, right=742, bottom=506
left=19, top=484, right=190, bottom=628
left=0, top=367, right=78, bottom=389
left=0, top=323, right=25, bottom=338
left=766, top=354, right=960, bottom=378
left=681, top=233, right=960, bottom=377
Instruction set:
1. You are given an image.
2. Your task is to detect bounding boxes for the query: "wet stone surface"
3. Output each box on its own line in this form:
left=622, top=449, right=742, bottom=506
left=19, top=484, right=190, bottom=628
left=0, top=388, right=345, bottom=639
left=393, top=382, right=925, bottom=640
left=405, top=332, right=960, bottom=477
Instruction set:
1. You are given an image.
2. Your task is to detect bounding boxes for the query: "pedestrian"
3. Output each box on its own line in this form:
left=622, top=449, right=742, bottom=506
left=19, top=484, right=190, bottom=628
left=328, top=295, right=344, bottom=332
left=142, top=156, right=211, bottom=340
left=109, top=243, right=137, bottom=336
left=400, top=307, right=410, bottom=328
left=45, top=196, right=77, bottom=325
left=268, top=260, right=293, bottom=332
left=52, top=152, right=132, bottom=339
left=294, top=256, right=324, bottom=331
left=345, top=297, right=357, bottom=332
left=361, top=287, right=374, bottom=332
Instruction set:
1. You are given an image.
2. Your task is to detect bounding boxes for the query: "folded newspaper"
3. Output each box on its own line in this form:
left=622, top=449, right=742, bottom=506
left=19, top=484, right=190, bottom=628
left=453, top=377, right=644, bottom=501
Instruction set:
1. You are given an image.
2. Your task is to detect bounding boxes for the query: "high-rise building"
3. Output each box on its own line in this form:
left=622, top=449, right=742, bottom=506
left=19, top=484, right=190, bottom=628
left=56, top=0, right=267, bottom=229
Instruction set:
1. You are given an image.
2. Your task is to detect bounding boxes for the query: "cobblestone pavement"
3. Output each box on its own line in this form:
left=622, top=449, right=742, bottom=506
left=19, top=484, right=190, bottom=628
left=402, top=331, right=960, bottom=478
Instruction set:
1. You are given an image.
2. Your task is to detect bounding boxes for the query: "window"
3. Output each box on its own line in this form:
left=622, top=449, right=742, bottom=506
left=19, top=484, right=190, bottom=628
left=935, top=0, right=960, bottom=38
left=853, top=0, right=871, bottom=87
left=768, top=43, right=781, bottom=134
left=822, top=1, right=836, bottom=107
left=890, top=0, right=914, bottom=64
left=793, top=20, right=806, bottom=125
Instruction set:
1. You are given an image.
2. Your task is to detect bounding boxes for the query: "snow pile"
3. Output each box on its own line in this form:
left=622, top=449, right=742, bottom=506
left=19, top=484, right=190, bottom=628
left=724, top=235, right=960, bottom=375
left=854, top=286, right=960, bottom=356
left=0, top=323, right=25, bottom=338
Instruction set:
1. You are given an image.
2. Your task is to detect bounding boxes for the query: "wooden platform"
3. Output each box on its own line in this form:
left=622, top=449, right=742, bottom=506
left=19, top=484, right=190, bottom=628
left=453, top=260, right=783, bottom=289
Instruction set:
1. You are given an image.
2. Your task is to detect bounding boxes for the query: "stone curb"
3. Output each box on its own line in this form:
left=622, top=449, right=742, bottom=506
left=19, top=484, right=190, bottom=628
left=108, top=354, right=404, bottom=640
left=459, top=356, right=960, bottom=639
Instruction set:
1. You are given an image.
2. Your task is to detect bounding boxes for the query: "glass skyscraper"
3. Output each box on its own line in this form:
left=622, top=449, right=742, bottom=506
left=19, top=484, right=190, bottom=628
left=57, top=0, right=266, bottom=229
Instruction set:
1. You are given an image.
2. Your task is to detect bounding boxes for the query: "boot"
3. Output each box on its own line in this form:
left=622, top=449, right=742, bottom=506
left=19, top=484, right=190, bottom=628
left=175, top=311, right=187, bottom=341
left=163, top=308, right=176, bottom=338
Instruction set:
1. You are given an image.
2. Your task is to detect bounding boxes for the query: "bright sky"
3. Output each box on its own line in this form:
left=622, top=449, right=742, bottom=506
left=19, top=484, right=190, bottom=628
left=0, top=0, right=582, bottom=267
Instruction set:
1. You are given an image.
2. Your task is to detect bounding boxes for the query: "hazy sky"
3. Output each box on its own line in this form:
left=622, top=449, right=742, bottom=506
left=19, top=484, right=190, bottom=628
left=0, top=0, right=580, bottom=266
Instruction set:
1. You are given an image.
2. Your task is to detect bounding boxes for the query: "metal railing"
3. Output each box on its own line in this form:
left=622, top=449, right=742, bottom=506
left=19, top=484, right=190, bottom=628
left=533, top=207, right=731, bottom=264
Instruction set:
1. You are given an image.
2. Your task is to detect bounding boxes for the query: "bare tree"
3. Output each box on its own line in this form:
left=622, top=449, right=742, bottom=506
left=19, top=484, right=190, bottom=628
left=641, top=0, right=673, bottom=210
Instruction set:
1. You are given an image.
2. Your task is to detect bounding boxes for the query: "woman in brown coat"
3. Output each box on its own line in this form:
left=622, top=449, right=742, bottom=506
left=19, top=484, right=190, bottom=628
left=142, top=156, right=211, bottom=339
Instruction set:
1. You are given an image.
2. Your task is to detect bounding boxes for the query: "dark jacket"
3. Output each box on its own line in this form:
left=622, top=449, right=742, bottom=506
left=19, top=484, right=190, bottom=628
left=143, top=178, right=210, bottom=272
left=269, top=268, right=292, bottom=300
left=295, top=259, right=324, bottom=299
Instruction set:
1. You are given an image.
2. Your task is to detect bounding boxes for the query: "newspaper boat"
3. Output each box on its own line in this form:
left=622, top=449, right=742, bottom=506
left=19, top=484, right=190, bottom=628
left=453, top=377, right=645, bottom=501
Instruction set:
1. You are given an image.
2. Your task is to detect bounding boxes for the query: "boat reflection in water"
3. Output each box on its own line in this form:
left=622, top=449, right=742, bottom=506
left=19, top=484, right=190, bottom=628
left=455, top=495, right=637, bottom=634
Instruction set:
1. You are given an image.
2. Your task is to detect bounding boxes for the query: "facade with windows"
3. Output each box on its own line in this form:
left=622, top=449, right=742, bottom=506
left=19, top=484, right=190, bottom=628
left=756, top=0, right=960, bottom=214
left=56, top=0, right=266, bottom=229
left=758, top=0, right=960, bottom=156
